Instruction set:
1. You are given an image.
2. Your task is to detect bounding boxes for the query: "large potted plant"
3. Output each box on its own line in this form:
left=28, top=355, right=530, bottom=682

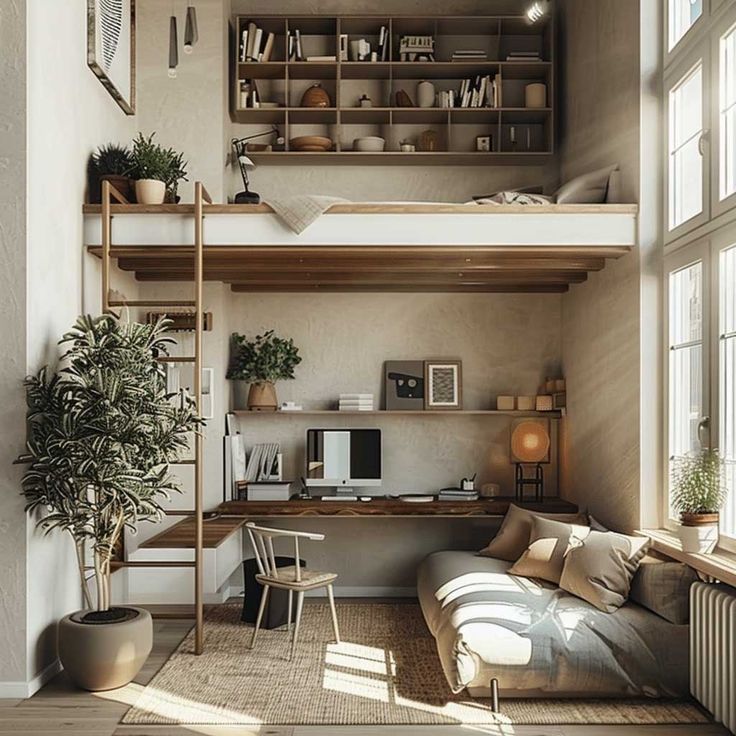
left=22, top=315, right=201, bottom=691
left=227, top=330, right=301, bottom=411
left=671, top=448, right=728, bottom=554
left=90, top=143, right=134, bottom=203
left=129, top=132, right=188, bottom=205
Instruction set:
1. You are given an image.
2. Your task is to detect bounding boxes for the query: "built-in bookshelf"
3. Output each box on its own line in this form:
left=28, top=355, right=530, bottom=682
left=230, top=14, right=555, bottom=164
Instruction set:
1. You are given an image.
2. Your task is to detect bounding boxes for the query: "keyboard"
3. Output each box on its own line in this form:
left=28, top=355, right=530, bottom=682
left=320, top=496, right=359, bottom=502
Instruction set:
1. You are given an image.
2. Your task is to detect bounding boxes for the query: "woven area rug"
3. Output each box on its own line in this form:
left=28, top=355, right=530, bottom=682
left=123, top=602, right=709, bottom=726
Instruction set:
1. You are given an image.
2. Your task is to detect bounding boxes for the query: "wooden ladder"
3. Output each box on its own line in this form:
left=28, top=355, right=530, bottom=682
left=100, top=180, right=211, bottom=654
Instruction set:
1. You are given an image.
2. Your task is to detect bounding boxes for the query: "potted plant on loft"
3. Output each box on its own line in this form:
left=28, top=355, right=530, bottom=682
left=671, top=448, right=728, bottom=554
left=21, top=315, right=201, bottom=691
left=227, top=330, right=301, bottom=411
left=129, top=132, right=188, bottom=205
left=90, top=143, right=134, bottom=203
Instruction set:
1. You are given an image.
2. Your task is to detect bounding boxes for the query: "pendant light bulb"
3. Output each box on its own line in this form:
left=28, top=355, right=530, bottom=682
left=168, top=15, right=179, bottom=77
left=184, top=5, right=198, bottom=54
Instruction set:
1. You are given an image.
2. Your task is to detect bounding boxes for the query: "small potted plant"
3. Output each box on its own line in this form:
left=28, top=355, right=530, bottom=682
left=129, top=132, right=188, bottom=205
left=90, top=143, right=134, bottom=203
left=22, top=315, right=201, bottom=691
left=671, top=448, right=728, bottom=554
left=227, top=330, right=301, bottom=411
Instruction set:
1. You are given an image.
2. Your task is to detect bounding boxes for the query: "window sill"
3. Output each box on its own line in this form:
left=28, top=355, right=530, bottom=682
left=637, top=528, right=736, bottom=588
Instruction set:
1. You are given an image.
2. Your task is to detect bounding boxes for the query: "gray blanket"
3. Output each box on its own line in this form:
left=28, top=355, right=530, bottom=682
left=417, top=551, right=689, bottom=697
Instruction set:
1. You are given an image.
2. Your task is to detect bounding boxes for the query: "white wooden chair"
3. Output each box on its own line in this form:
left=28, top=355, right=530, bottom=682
left=245, top=522, right=340, bottom=660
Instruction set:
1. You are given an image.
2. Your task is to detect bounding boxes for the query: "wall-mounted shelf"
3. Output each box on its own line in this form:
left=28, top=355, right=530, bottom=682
left=231, top=14, right=555, bottom=164
left=233, top=409, right=562, bottom=417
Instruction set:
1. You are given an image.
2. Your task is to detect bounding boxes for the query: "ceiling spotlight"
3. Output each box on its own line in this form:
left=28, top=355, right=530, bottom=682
left=526, top=0, right=551, bottom=23
left=184, top=5, right=198, bottom=54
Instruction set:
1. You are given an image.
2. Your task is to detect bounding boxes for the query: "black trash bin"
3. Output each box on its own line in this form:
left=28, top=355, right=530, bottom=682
left=241, top=556, right=306, bottom=629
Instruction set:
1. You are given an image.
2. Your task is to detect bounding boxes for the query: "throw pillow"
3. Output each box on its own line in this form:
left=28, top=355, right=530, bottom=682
left=478, top=504, right=589, bottom=562
left=509, top=515, right=590, bottom=584
left=555, top=164, right=619, bottom=204
left=629, top=555, right=698, bottom=624
left=560, top=530, right=649, bottom=613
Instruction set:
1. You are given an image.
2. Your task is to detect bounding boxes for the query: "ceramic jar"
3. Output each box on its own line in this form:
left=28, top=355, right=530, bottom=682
left=135, top=179, right=166, bottom=205
left=417, top=80, right=436, bottom=108
left=301, top=83, right=331, bottom=108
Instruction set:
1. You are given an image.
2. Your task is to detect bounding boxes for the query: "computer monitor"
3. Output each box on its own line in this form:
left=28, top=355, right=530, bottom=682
left=306, top=428, right=382, bottom=495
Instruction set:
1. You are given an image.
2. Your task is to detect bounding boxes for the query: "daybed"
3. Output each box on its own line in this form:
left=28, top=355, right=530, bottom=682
left=417, top=549, right=692, bottom=698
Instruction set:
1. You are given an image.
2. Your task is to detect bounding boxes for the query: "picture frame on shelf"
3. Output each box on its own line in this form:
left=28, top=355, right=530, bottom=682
left=87, top=0, right=136, bottom=115
left=476, top=135, right=492, bottom=152
left=424, top=360, right=463, bottom=410
left=384, top=360, right=425, bottom=411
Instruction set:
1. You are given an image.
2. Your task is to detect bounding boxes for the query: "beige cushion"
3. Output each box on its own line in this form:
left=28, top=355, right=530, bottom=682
left=560, top=530, right=649, bottom=613
left=629, top=555, right=698, bottom=624
left=257, top=566, right=337, bottom=588
left=478, top=503, right=588, bottom=562
left=555, top=164, right=619, bottom=204
left=509, top=516, right=591, bottom=584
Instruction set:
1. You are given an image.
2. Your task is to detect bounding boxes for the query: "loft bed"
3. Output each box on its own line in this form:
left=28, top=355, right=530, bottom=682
left=83, top=201, right=637, bottom=293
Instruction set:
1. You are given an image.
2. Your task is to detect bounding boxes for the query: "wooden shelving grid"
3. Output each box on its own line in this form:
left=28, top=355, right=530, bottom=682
left=231, top=14, right=554, bottom=164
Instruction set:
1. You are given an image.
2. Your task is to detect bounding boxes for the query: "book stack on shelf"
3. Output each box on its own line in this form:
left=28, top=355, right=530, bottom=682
left=239, top=21, right=275, bottom=62
left=439, top=74, right=501, bottom=108
left=239, top=479, right=292, bottom=502
left=506, top=50, right=542, bottom=62
left=339, top=393, right=374, bottom=411
left=288, top=29, right=304, bottom=61
left=438, top=488, right=480, bottom=502
left=451, top=49, right=488, bottom=62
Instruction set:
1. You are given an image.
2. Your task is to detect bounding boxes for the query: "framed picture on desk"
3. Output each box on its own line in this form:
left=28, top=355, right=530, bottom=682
left=424, top=360, right=462, bottom=410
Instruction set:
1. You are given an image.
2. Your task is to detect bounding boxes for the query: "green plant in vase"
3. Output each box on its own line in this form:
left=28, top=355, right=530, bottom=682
left=21, top=314, right=202, bottom=690
left=90, top=143, right=134, bottom=203
left=671, top=448, right=728, bottom=553
left=129, top=132, right=188, bottom=204
left=227, top=330, right=301, bottom=411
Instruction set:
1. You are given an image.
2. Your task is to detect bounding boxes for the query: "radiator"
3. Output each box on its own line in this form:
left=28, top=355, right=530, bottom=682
left=691, top=582, right=736, bottom=734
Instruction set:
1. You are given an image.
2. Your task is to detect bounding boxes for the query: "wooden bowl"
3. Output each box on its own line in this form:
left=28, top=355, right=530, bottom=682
left=290, top=136, right=332, bottom=152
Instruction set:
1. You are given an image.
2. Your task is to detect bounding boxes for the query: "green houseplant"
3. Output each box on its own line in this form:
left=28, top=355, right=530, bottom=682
left=129, top=132, right=188, bottom=204
left=227, top=330, right=301, bottom=411
left=90, top=143, right=134, bottom=203
left=671, top=448, right=728, bottom=553
left=22, top=314, right=201, bottom=690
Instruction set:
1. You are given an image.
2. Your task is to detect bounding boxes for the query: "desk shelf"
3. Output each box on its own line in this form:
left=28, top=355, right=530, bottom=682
left=234, top=409, right=562, bottom=417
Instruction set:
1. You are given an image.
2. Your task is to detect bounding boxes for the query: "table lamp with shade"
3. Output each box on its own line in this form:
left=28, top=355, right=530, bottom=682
left=231, top=127, right=284, bottom=204
left=510, top=419, right=550, bottom=501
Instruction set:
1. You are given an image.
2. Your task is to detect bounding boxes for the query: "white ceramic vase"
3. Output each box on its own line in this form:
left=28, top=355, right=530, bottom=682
left=678, top=522, right=719, bottom=554
left=135, top=179, right=166, bottom=205
left=417, top=80, right=436, bottom=108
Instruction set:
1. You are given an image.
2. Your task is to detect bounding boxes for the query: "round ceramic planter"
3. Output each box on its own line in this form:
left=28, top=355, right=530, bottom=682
left=135, top=178, right=166, bottom=205
left=678, top=513, right=719, bottom=554
left=248, top=381, right=278, bottom=411
left=58, top=606, right=152, bottom=691
left=417, top=80, right=436, bottom=108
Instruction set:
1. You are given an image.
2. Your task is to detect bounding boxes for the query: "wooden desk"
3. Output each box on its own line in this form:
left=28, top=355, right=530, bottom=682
left=218, top=496, right=577, bottom=518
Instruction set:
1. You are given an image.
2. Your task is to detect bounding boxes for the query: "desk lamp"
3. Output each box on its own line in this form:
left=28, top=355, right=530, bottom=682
left=231, top=127, right=283, bottom=204
left=510, top=419, right=550, bottom=501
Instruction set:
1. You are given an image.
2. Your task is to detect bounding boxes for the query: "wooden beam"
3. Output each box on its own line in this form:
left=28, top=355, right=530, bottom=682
left=229, top=283, right=570, bottom=293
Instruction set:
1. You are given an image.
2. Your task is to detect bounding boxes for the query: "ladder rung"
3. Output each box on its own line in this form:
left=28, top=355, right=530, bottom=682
left=158, top=356, right=196, bottom=363
left=108, top=300, right=197, bottom=308
left=163, top=510, right=197, bottom=516
left=172, top=459, right=196, bottom=465
left=113, top=561, right=197, bottom=568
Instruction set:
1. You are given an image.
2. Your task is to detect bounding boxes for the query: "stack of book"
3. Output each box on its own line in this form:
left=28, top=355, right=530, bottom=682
left=506, top=50, right=542, bottom=62
left=442, top=74, right=501, bottom=108
left=438, top=488, right=480, bottom=502
left=288, top=29, right=304, bottom=61
left=239, top=22, right=276, bottom=62
left=375, top=26, right=390, bottom=61
left=451, top=50, right=488, bottom=62
left=339, top=393, right=374, bottom=411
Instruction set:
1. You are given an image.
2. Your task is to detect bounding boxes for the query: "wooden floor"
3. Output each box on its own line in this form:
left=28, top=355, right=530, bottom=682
left=0, top=613, right=728, bottom=736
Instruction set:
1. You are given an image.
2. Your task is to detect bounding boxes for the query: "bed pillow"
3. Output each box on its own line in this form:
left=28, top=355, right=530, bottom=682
left=560, top=530, right=649, bottom=613
left=629, top=555, right=698, bottom=624
left=509, top=516, right=590, bottom=584
left=555, top=164, right=619, bottom=204
left=478, top=504, right=588, bottom=562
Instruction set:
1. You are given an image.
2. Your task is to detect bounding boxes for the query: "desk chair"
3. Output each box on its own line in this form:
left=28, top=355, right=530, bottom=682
left=245, top=522, right=340, bottom=660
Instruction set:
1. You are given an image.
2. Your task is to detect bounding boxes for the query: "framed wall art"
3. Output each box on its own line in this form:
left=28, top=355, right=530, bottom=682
left=384, top=360, right=425, bottom=411
left=424, top=360, right=462, bottom=410
left=87, top=0, right=136, bottom=114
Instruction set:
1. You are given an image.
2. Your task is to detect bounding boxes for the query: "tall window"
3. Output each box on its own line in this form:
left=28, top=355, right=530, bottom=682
left=720, top=245, right=736, bottom=538
left=670, top=0, right=703, bottom=51
left=669, top=63, right=704, bottom=230
left=668, top=262, right=704, bottom=493
left=720, top=24, right=736, bottom=200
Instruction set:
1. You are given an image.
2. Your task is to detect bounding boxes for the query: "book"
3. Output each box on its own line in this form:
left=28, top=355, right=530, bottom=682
left=261, top=32, right=275, bottom=62
left=294, top=29, right=304, bottom=61
left=306, top=55, right=337, bottom=62
left=339, top=393, right=374, bottom=400
left=252, top=27, right=263, bottom=61
left=240, top=29, right=248, bottom=62
left=245, top=21, right=257, bottom=60
left=245, top=480, right=292, bottom=502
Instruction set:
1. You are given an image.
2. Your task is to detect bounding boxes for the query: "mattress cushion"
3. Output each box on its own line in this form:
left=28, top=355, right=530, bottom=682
left=417, top=550, right=689, bottom=697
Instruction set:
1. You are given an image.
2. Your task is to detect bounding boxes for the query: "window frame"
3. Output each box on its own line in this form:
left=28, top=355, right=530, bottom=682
left=663, top=239, right=712, bottom=534
left=665, top=0, right=708, bottom=63
left=710, top=5, right=736, bottom=219
left=665, top=42, right=711, bottom=244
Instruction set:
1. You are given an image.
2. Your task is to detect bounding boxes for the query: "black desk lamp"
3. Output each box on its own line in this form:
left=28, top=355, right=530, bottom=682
left=231, top=127, right=283, bottom=204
